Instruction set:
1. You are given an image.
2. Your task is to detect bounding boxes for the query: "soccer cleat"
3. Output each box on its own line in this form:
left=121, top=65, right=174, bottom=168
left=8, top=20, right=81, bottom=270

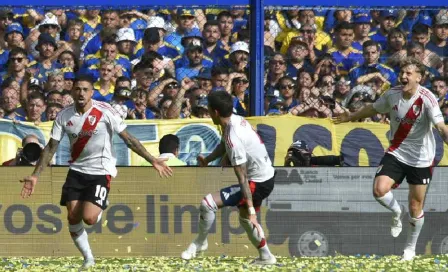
left=402, top=248, right=416, bottom=261
left=391, top=205, right=404, bottom=238
left=251, top=254, right=277, bottom=265
left=78, top=258, right=95, bottom=271
left=181, top=240, right=208, bottom=260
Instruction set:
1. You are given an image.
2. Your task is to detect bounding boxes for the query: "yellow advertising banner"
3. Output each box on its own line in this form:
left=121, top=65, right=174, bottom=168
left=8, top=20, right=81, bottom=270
left=0, top=116, right=447, bottom=166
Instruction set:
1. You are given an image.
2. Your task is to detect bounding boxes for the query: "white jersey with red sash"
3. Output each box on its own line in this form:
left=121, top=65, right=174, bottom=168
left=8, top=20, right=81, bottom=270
left=50, top=100, right=127, bottom=177
left=373, top=85, right=444, bottom=167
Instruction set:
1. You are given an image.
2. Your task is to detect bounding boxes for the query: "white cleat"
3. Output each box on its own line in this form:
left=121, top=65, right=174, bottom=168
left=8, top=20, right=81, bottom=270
left=391, top=206, right=404, bottom=238
left=251, top=254, right=277, bottom=265
left=402, top=248, right=416, bottom=261
left=181, top=240, right=208, bottom=260
left=78, top=258, right=95, bottom=271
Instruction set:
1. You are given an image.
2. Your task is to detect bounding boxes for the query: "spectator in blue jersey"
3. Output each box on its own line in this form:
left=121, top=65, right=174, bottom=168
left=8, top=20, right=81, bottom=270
left=0, top=10, right=14, bottom=49
left=195, top=67, right=213, bottom=93
left=81, top=36, right=131, bottom=82
left=230, top=9, right=248, bottom=33
left=427, top=12, right=448, bottom=58
left=277, top=75, right=299, bottom=112
left=202, top=21, right=228, bottom=64
left=352, top=12, right=372, bottom=51
left=61, top=67, right=75, bottom=90
left=370, top=10, right=398, bottom=51
left=116, top=28, right=137, bottom=60
left=30, top=33, right=63, bottom=82
left=324, top=9, right=353, bottom=34
left=399, top=10, right=432, bottom=36
left=127, top=88, right=155, bottom=119
left=349, top=40, right=397, bottom=88
left=91, top=59, right=118, bottom=102
left=79, top=9, right=102, bottom=40
left=1, top=85, right=25, bottom=121
left=217, top=11, right=235, bottom=51
left=285, top=39, right=313, bottom=79
left=175, top=41, right=212, bottom=81
left=430, top=76, right=448, bottom=107
left=4, top=23, right=25, bottom=51
left=226, top=72, right=249, bottom=116
left=407, top=42, right=440, bottom=88
left=327, top=22, right=363, bottom=75
left=165, top=9, right=199, bottom=54
left=0, top=47, right=29, bottom=87
left=211, top=66, right=229, bottom=91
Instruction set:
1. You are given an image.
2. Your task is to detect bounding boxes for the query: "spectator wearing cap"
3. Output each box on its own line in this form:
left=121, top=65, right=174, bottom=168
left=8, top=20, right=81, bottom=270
left=45, top=69, right=65, bottom=93
left=370, top=10, right=398, bottom=51
left=327, top=22, right=364, bottom=76
left=195, top=68, right=213, bottom=93
left=1, top=84, right=25, bottom=121
left=352, top=12, right=372, bottom=51
left=0, top=47, right=29, bottom=87
left=426, top=12, right=448, bottom=58
left=203, top=21, right=229, bottom=64
left=45, top=102, right=63, bottom=121
left=26, top=12, right=61, bottom=59
left=29, top=33, right=63, bottom=82
left=220, top=41, right=249, bottom=73
left=116, top=27, right=138, bottom=60
left=225, top=72, right=249, bottom=116
left=165, top=9, right=200, bottom=53
left=62, top=67, right=75, bottom=91
left=280, top=10, right=332, bottom=55
left=286, top=39, right=314, bottom=78
left=349, top=40, right=397, bottom=88
left=399, top=10, right=432, bottom=35
left=430, top=76, right=448, bottom=107
left=4, top=23, right=25, bottom=50
left=217, top=11, right=235, bottom=51
left=82, top=36, right=131, bottom=82
left=266, top=96, right=287, bottom=116
left=0, top=10, right=14, bottom=49
left=175, top=40, right=212, bottom=81
left=135, top=27, right=179, bottom=62
left=211, top=66, right=229, bottom=91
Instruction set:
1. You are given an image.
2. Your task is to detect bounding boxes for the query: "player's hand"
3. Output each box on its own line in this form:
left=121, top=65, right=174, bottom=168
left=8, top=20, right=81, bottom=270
left=152, top=157, right=173, bottom=178
left=249, top=213, right=263, bottom=236
left=197, top=155, right=208, bottom=167
left=20, top=175, right=38, bottom=198
left=333, top=111, right=350, bottom=124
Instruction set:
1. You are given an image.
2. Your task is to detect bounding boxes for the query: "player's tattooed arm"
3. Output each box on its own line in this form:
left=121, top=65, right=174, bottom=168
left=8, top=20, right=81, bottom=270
left=205, top=142, right=226, bottom=163
left=32, top=138, right=60, bottom=177
left=234, top=164, right=254, bottom=208
left=119, top=129, right=157, bottom=164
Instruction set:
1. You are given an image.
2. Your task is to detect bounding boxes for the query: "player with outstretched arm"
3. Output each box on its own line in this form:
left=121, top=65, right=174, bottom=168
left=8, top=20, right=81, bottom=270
left=334, top=57, right=448, bottom=261
left=20, top=75, right=173, bottom=270
left=181, top=91, right=277, bottom=265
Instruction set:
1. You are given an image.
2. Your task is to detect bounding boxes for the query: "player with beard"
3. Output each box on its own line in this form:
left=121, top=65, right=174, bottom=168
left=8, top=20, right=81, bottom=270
left=335, top=57, right=448, bottom=261
left=181, top=91, right=277, bottom=265
left=20, top=75, right=172, bottom=270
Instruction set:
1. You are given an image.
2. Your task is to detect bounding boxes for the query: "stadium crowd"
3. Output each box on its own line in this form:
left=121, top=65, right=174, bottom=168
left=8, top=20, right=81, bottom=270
left=0, top=8, right=447, bottom=123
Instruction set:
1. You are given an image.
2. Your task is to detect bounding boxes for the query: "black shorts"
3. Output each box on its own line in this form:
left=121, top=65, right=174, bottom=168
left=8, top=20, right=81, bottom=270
left=375, top=153, right=433, bottom=187
left=60, top=169, right=111, bottom=210
left=219, top=172, right=275, bottom=212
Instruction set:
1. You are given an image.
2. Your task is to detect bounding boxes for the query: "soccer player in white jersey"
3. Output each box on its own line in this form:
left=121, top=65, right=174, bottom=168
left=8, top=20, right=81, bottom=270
left=335, top=57, right=448, bottom=261
left=181, top=91, right=277, bottom=265
left=20, top=75, right=173, bottom=270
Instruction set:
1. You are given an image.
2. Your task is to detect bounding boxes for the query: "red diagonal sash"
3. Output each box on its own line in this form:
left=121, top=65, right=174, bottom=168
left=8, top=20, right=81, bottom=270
left=69, top=107, right=103, bottom=163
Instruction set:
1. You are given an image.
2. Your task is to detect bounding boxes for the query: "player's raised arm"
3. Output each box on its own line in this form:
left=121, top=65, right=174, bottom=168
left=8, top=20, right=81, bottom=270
left=118, top=129, right=173, bottom=178
left=20, top=138, right=60, bottom=198
left=198, top=141, right=226, bottom=167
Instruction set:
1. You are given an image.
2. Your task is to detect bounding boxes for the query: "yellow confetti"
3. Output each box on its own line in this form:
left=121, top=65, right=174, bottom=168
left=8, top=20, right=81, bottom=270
left=118, top=236, right=122, bottom=239
left=136, top=207, right=140, bottom=210
left=244, top=245, right=249, bottom=249
left=215, top=242, right=219, bottom=246
left=52, top=227, right=56, bottom=231
left=102, top=220, right=108, bottom=227
left=177, top=245, right=181, bottom=247
left=314, top=240, right=322, bottom=247
left=127, top=246, right=131, bottom=253
left=145, top=237, right=148, bottom=241
left=114, top=249, right=118, bottom=252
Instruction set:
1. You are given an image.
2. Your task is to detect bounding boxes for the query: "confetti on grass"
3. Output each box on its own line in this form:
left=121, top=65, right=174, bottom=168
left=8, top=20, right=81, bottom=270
left=0, top=255, right=447, bottom=271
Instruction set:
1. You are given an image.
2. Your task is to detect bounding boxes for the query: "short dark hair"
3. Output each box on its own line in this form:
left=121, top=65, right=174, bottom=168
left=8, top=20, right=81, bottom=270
left=217, top=11, right=232, bottom=21
left=363, top=40, right=381, bottom=52
left=74, top=74, right=94, bottom=86
left=204, top=20, right=219, bottom=29
left=27, top=91, right=45, bottom=102
left=9, top=47, right=28, bottom=58
left=46, top=102, right=63, bottom=110
left=400, top=57, right=426, bottom=76
left=116, top=76, right=131, bottom=85
left=207, top=91, right=233, bottom=118
left=47, top=90, right=62, bottom=98
left=431, top=76, right=447, bottom=85
left=412, top=23, right=429, bottom=35
left=102, top=36, right=117, bottom=47
left=334, top=22, right=354, bottom=33
left=159, top=134, right=180, bottom=154
left=407, top=42, right=424, bottom=51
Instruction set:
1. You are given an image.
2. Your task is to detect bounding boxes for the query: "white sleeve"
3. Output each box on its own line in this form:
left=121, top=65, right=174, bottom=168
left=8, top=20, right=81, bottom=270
left=106, top=107, right=127, bottom=133
left=426, top=99, right=444, bottom=125
left=372, top=92, right=390, bottom=114
left=49, top=112, right=65, bottom=141
left=225, top=128, right=247, bottom=166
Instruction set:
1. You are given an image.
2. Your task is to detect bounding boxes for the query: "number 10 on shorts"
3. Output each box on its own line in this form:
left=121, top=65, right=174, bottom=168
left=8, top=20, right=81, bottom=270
left=95, top=185, right=107, bottom=206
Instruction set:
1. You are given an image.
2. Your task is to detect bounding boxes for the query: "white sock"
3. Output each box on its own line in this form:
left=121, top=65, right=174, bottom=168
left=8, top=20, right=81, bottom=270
left=405, top=212, right=424, bottom=251
left=69, top=222, right=93, bottom=260
left=239, top=216, right=272, bottom=259
left=96, top=211, right=102, bottom=224
left=195, top=194, right=217, bottom=245
left=375, top=191, right=402, bottom=216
